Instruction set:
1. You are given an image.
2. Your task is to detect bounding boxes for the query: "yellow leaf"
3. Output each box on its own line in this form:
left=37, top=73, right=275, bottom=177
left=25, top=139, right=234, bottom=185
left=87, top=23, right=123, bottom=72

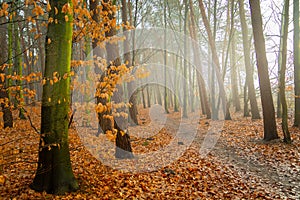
left=0, top=175, right=6, bottom=185
left=54, top=7, right=58, bottom=15
left=0, top=73, right=5, bottom=82
left=47, top=3, right=51, bottom=12
left=47, top=38, right=51, bottom=44
left=65, top=15, right=69, bottom=22
left=48, top=17, right=54, bottom=23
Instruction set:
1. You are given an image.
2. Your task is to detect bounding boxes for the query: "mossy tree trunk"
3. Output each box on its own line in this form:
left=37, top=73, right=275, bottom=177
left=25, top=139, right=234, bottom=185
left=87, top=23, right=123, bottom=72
left=30, top=0, right=79, bottom=194
left=13, top=10, right=26, bottom=119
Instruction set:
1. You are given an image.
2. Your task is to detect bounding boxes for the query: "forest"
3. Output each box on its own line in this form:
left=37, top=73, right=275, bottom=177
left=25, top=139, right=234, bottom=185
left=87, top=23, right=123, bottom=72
left=0, top=0, right=299, bottom=199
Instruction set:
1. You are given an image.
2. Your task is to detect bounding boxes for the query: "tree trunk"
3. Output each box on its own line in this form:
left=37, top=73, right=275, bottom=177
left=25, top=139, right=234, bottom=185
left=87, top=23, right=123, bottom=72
left=121, top=0, right=139, bottom=125
left=103, top=0, right=133, bottom=159
left=30, top=0, right=79, bottom=194
left=189, top=0, right=211, bottom=118
left=238, top=0, right=260, bottom=119
left=249, top=0, right=279, bottom=141
left=198, top=0, right=231, bottom=120
left=230, top=0, right=241, bottom=112
left=14, top=13, right=26, bottom=119
left=279, top=0, right=291, bottom=143
left=146, top=86, right=151, bottom=108
left=163, top=0, right=170, bottom=114
left=0, top=14, right=13, bottom=128
left=294, top=0, right=300, bottom=127
left=183, top=0, right=189, bottom=118
left=277, top=7, right=285, bottom=118
left=90, top=0, right=113, bottom=134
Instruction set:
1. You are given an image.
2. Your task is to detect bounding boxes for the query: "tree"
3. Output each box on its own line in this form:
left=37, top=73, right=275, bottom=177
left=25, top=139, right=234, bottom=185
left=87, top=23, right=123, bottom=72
left=294, top=0, right=300, bottom=127
left=182, top=0, right=188, bottom=118
left=237, top=0, right=260, bottom=119
left=13, top=7, right=26, bottom=119
left=198, top=0, right=231, bottom=120
left=279, top=0, right=291, bottom=143
left=30, top=0, right=79, bottom=194
left=230, top=0, right=241, bottom=112
left=0, top=15, right=13, bottom=128
left=121, top=0, right=139, bottom=125
left=163, top=0, right=169, bottom=114
left=90, top=0, right=114, bottom=135
left=188, top=0, right=211, bottom=118
left=249, top=0, right=279, bottom=141
left=102, top=0, right=133, bottom=159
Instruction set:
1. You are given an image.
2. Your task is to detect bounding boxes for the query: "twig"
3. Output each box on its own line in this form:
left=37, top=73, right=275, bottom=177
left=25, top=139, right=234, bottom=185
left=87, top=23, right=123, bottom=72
left=68, top=109, right=77, bottom=128
left=22, top=107, right=40, bottom=134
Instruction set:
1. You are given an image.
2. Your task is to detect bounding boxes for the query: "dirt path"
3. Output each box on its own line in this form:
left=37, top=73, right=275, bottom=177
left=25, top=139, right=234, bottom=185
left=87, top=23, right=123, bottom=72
left=150, top=108, right=300, bottom=199
left=210, top=140, right=300, bottom=199
left=191, top=118, right=300, bottom=199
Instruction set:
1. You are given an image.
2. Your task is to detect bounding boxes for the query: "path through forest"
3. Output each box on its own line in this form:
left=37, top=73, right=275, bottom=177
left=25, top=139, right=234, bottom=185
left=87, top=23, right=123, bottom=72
left=0, top=106, right=299, bottom=199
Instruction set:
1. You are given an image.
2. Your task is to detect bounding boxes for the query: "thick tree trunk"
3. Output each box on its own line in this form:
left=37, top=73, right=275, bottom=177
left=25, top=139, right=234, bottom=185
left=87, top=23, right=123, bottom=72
left=249, top=0, right=279, bottom=141
left=0, top=16, right=13, bottom=128
left=30, top=0, right=78, bottom=194
left=89, top=0, right=112, bottom=134
left=103, top=0, right=133, bottom=159
left=294, top=0, right=300, bottom=127
left=238, top=0, right=260, bottom=119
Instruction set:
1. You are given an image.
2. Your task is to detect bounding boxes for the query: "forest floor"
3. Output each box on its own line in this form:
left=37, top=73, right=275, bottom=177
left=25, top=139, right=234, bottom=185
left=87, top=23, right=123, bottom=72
left=0, top=105, right=299, bottom=199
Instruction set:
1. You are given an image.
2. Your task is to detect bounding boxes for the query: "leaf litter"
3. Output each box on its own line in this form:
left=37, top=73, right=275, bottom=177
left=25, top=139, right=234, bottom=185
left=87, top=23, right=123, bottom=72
left=0, top=106, right=299, bottom=199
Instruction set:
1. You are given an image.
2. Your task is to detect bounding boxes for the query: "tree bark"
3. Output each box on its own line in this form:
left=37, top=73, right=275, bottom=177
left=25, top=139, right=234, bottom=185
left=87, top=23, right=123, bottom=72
left=103, top=0, right=133, bottom=159
left=198, top=0, right=231, bottom=120
left=249, top=0, right=279, bottom=141
left=183, top=0, right=189, bottom=118
left=279, top=0, right=291, bottom=143
left=230, top=0, right=241, bottom=112
left=238, top=0, right=260, bottom=119
left=189, top=0, right=211, bottom=118
left=90, top=0, right=113, bottom=134
left=30, top=0, right=78, bottom=194
left=14, top=11, right=26, bottom=119
left=121, top=0, right=139, bottom=125
left=294, top=0, right=300, bottom=127
left=0, top=14, right=13, bottom=128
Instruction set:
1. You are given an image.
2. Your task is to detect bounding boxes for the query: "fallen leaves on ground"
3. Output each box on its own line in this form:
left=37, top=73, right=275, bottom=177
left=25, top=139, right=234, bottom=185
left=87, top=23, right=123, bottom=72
left=0, top=106, right=299, bottom=199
